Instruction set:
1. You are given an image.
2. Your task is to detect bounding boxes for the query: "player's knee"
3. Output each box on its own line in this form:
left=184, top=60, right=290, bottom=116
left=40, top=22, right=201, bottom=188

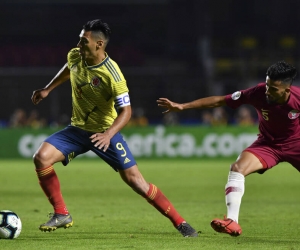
left=33, top=149, right=50, bottom=167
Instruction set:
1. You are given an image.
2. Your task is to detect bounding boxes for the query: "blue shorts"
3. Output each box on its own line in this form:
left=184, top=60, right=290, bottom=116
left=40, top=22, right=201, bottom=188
left=44, top=125, right=137, bottom=171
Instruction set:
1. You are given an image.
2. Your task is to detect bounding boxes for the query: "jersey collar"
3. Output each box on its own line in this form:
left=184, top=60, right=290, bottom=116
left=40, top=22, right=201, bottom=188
left=85, top=52, right=109, bottom=69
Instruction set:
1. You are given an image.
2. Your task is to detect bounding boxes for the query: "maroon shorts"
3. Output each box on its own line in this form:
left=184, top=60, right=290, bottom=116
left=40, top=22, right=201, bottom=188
left=244, top=136, right=300, bottom=173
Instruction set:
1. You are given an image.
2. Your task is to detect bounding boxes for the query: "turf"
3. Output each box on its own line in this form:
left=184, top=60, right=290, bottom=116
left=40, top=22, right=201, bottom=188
left=0, top=158, right=299, bottom=250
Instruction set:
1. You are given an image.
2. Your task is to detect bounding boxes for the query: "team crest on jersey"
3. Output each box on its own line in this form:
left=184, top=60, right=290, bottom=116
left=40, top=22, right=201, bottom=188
left=90, top=77, right=101, bottom=87
left=231, top=91, right=241, bottom=100
left=288, top=110, right=300, bottom=119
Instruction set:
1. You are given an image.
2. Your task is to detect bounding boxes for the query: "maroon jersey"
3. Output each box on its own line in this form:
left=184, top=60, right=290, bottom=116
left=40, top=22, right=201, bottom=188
left=225, top=83, right=300, bottom=142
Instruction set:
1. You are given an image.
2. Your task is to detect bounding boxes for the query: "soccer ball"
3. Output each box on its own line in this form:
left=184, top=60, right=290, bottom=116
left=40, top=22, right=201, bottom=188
left=0, top=210, right=22, bottom=239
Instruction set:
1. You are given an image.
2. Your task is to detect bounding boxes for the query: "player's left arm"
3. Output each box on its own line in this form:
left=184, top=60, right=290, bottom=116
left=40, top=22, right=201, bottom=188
left=105, top=105, right=131, bottom=136
left=90, top=105, right=131, bottom=152
left=90, top=92, right=131, bottom=152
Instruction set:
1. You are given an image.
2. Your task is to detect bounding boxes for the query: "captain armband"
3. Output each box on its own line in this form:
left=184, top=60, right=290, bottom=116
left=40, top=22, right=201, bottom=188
left=115, top=92, right=131, bottom=108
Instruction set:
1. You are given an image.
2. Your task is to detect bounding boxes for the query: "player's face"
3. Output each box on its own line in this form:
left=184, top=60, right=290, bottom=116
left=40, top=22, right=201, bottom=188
left=77, top=30, right=98, bottom=62
left=265, top=76, right=290, bottom=104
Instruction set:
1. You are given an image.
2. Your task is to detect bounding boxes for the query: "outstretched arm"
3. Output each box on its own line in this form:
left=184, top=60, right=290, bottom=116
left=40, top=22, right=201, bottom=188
left=31, top=63, right=70, bottom=105
left=157, top=96, right=227, bottom=113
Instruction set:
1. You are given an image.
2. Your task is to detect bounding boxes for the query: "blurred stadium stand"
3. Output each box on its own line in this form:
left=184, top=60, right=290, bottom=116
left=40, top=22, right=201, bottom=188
left=1, top=0, right=300, bottom=126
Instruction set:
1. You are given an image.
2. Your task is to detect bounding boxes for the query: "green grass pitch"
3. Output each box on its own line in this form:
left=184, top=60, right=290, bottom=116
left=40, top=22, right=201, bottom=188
left=0, top=158, right=299, bottom=250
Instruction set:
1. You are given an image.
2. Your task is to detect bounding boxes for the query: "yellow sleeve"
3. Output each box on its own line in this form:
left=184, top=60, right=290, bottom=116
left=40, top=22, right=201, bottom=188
left=67, top=48, right=81, bottom=69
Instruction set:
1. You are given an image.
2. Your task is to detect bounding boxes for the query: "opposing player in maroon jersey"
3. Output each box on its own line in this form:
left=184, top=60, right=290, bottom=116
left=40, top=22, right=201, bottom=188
left=157, top=61, right=299, bottom=236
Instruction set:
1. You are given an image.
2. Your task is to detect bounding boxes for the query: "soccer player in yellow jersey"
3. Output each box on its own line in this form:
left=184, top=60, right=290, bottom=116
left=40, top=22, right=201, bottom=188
left=31, top=19, right=197, bottom=237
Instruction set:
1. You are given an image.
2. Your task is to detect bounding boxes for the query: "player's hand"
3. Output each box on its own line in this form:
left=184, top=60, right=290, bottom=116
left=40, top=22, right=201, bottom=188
left=31, top=88, right=49, bottom=105
left=157, top=98, right=183, bottom=113
left=90, top=132, right=111, bottom=152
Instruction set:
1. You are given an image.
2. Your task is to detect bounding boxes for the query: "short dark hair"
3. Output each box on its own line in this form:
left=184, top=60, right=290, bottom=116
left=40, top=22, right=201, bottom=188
left=266, top=61, right=297, bottom=85
left=83, top=19, right=111, bottom=42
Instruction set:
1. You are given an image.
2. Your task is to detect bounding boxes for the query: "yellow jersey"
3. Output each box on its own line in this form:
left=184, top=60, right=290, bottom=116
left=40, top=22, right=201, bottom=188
left=67, top=48, right=129, bottom=132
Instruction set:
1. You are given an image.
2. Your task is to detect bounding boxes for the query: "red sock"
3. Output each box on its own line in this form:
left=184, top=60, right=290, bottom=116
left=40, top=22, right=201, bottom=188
left=143, top=183, right=184, bottom=227
left=36, top=165, right=69, bottom=215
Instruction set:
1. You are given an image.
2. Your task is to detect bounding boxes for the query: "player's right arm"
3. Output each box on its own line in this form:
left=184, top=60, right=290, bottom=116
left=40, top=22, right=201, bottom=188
left=31, top=63, right=70, bottom=105
left=157, top=96, right=227, bottom=113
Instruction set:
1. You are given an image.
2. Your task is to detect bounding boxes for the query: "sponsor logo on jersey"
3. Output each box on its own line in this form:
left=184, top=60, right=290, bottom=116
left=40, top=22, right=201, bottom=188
left=231, top=91, right=241, bottom=100
left=288, top=110, right=300, bottom=119
left=90, top=77, right=101, bottom=87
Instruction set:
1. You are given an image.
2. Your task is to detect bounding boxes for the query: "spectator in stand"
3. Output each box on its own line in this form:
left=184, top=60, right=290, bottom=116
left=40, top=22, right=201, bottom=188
left=235, top=106, right=256, bottom=126
left=210, top=107, right=228, bottom=126
left=201, top=111, right=213, bottom=126
left=27, top=110, right=47, bottom=129
left=127, top=108, right=148, bottom=127
left=9, top=108, right=27, bottom=128
left=162, top=112, right=179, bottom=126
